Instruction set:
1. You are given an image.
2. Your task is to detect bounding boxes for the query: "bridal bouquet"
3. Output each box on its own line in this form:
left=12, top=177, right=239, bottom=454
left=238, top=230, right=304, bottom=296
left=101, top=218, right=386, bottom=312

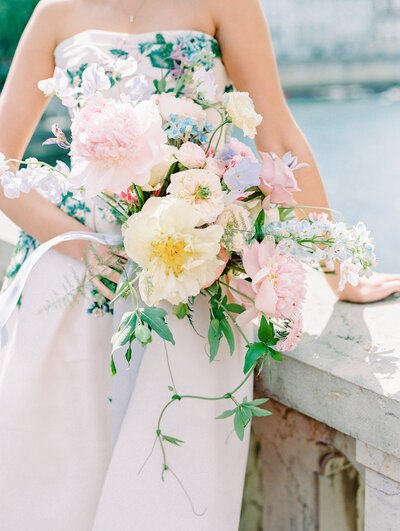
left=0, top=58, right=376, bottom=474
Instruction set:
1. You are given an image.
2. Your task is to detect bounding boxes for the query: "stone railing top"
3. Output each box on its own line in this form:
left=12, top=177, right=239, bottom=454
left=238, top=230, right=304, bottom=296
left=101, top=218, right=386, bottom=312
left=259, top=269, right=400, bottom=459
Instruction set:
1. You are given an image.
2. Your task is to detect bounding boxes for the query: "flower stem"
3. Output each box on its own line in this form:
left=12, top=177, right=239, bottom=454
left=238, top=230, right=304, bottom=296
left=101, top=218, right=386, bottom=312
left=205, top=119, right=231, bottom=155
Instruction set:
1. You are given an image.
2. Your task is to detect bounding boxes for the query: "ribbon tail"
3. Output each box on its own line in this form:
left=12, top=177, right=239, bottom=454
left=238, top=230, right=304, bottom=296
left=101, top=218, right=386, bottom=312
left=0, top=231, right=123, bottom=345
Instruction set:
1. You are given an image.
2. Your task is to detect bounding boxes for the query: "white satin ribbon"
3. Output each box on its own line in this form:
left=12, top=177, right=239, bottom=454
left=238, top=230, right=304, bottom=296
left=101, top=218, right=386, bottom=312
left=0, top=231, right=123, bottom=346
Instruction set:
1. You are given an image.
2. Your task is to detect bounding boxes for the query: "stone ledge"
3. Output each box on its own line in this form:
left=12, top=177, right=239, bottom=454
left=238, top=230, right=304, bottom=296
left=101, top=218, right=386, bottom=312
left=258, top=269, right=400, bottom=460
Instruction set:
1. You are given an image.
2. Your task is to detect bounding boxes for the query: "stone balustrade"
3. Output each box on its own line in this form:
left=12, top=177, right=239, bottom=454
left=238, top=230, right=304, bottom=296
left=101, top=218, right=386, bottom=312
left=251, top=269, right=400, bottom=531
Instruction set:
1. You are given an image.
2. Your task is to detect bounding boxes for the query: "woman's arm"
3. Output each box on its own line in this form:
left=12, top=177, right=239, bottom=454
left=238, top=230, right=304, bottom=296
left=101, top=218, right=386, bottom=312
left=0, top=0, right=121, bottom=298
left=210, top=0, right=400, bottom=302
left=0, top=0, right=90, bottom=261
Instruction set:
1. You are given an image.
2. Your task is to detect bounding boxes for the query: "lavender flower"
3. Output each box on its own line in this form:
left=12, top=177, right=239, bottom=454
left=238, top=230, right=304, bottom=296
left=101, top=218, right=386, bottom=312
left=223, top=157, right=261, bottom=193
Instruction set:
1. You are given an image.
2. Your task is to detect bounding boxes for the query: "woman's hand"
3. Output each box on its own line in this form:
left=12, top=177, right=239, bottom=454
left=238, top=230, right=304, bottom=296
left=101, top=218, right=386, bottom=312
left=84, top=244, right=127, bottom=300
left=328, top=272, right=400, bottom=304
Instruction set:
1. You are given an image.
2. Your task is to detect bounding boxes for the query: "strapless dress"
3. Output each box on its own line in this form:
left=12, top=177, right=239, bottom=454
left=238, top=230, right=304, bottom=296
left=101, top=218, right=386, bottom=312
left=0, top=29, right=253, bottom=531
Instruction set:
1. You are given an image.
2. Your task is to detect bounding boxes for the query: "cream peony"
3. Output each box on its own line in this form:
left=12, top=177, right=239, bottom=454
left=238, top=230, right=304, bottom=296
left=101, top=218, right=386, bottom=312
left=167, top=169, right=225, bottom=225
left=225, top=92, right=263, bottom=139
left=217, top=203, right=253, bottom=252
left=175, top=142, right=206, bottom=169
left=123, top=197, right=224, bottom=305
left=152, top=93, right=207, bottom=124
left=143, top=145, right=178, bottom=191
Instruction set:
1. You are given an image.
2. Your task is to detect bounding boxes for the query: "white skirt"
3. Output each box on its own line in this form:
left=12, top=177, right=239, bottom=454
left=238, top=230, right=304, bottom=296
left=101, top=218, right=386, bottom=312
left=0, top=241, right=253, bottom=530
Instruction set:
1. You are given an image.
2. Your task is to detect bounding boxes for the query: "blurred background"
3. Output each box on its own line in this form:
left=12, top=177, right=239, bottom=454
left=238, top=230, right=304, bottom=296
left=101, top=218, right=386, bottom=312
left=0, top=0, right=399, bottom=271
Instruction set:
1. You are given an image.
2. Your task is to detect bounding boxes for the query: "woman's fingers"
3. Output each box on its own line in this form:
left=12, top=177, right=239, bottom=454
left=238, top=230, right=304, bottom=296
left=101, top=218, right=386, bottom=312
left=91, top=277, right=116, bottom=301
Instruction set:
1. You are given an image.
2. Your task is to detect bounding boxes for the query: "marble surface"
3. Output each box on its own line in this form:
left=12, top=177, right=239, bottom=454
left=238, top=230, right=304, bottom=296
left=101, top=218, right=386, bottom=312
left=261, top=269, right=400, bottom=459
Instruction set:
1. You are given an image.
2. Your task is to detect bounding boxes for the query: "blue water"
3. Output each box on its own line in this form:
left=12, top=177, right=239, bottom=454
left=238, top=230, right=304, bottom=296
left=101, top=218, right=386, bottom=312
left=284, top=96, right=400, bottom=272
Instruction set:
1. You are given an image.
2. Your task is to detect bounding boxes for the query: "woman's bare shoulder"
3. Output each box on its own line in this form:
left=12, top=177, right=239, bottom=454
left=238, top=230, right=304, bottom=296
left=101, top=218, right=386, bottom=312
left=29, top=0, right=81, bottom=47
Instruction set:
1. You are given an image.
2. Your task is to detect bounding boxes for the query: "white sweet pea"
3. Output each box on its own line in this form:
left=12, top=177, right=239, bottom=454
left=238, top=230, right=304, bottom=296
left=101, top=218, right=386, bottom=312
left=122, top=75, right=153, bottom=106
left=38, top=67, right=78, bottom=107
left=80, top=63, right=111, bottom=100
left=113, top=56, right=138, bottom=78
left=1, top=172, right=22, bottom=199
left=0, top=152, right=9, bottom=175
left=193, top=67, right=217, bottom=102
left=339, top=258, right=361, bottom=291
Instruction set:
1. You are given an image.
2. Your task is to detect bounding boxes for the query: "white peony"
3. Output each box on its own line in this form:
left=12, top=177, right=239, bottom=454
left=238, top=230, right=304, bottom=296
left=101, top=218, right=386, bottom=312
left=225, top=91, right=263, bottom=139
left=152, top=93, right=207, bottom=125
left=143, top=145, right=179, bottom=191
left=217, top=203, right=253, bottom=252
left=167, top=169, right=225, bottom=225
left=123, top=197, right=224, bottom=305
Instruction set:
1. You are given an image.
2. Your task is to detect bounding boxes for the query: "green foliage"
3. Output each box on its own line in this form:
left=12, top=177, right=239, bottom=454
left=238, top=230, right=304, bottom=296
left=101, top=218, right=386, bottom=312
left=140, top=307, right=175, bottom=345
left=217, top=397, right=272, bottom=441
left=0, top=0, right=39, bottom=84
left=243, top=315, right=282, bottom=375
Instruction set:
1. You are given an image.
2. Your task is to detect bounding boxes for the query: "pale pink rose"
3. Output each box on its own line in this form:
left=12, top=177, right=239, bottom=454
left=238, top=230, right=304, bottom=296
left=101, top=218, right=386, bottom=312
left=176, top=142, right=206, bottom=169
left=233, top=237, right=306, bottom=322
left=69, top=98, right=167, bottom=197
left=205, top=157, right=226, bottom=178
left=277, top=312, right=303, bottom=351
left=228, top=138, right=258, bottom=163
left=259, top=152, right=300, bottom=207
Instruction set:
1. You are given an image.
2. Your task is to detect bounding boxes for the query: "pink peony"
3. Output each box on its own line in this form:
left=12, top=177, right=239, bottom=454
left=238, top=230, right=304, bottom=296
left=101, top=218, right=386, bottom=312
left=230, top=237, right=306, bottom=324
left=69, top=97, right=167, bottom=197
left=228, top=277, right=260, bottom=325
left=259, top=152, right=300, bottom=207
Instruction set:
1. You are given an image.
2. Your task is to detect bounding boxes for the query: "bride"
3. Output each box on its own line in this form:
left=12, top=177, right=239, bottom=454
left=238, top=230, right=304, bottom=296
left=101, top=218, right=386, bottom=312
left=0, top=0, right=399, bottom=529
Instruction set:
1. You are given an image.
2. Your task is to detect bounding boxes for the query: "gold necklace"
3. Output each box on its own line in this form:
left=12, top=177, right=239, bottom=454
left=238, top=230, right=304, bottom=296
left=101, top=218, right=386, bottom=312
left=129, top=0, right=147, bottom=23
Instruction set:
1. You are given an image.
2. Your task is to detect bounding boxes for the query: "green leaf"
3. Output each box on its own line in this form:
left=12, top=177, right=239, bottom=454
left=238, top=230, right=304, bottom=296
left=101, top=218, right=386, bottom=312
left=111, top=356, right=116, bottom=376
left=243, top=398, right=270, bottom=407
left=109, top=49, right=129, bottom=57
left=241, top=406, right=252, bottom=426
left=111, top=313, right=137, bottom=353
left=118, top=311, right=136, bottom=331
left=158, top=76, right=167, bottom=93
left=140, top=308, right=175, bottom=344
left=156, top=33, right=166, bottom=44
left=125, top=343, right=132, bottom=364
left=208, top=318, right=222, bottom=362
left=268, top=347, right=283, bottom=362
left=254, top=209, right=265, bottom=240
left=234, top=409, right=245, bottom=440
left=162, top=435, right=185, bottom=446
left=225, top=303, right=245, bottom=314
left=279, top=206, right=295, bottom=222
left=243, top=342, right=268, bottom=374
left=148, top=50, right=174, bottom=69
left=258, top=316, right=275, bottom=344
left=216, top=408, right=236, bottom=420
left=168, top=385, right=174, bottom=392
left=220, top=318, right=235, bottom=355
left=245, top=405, right=272, bottom=417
